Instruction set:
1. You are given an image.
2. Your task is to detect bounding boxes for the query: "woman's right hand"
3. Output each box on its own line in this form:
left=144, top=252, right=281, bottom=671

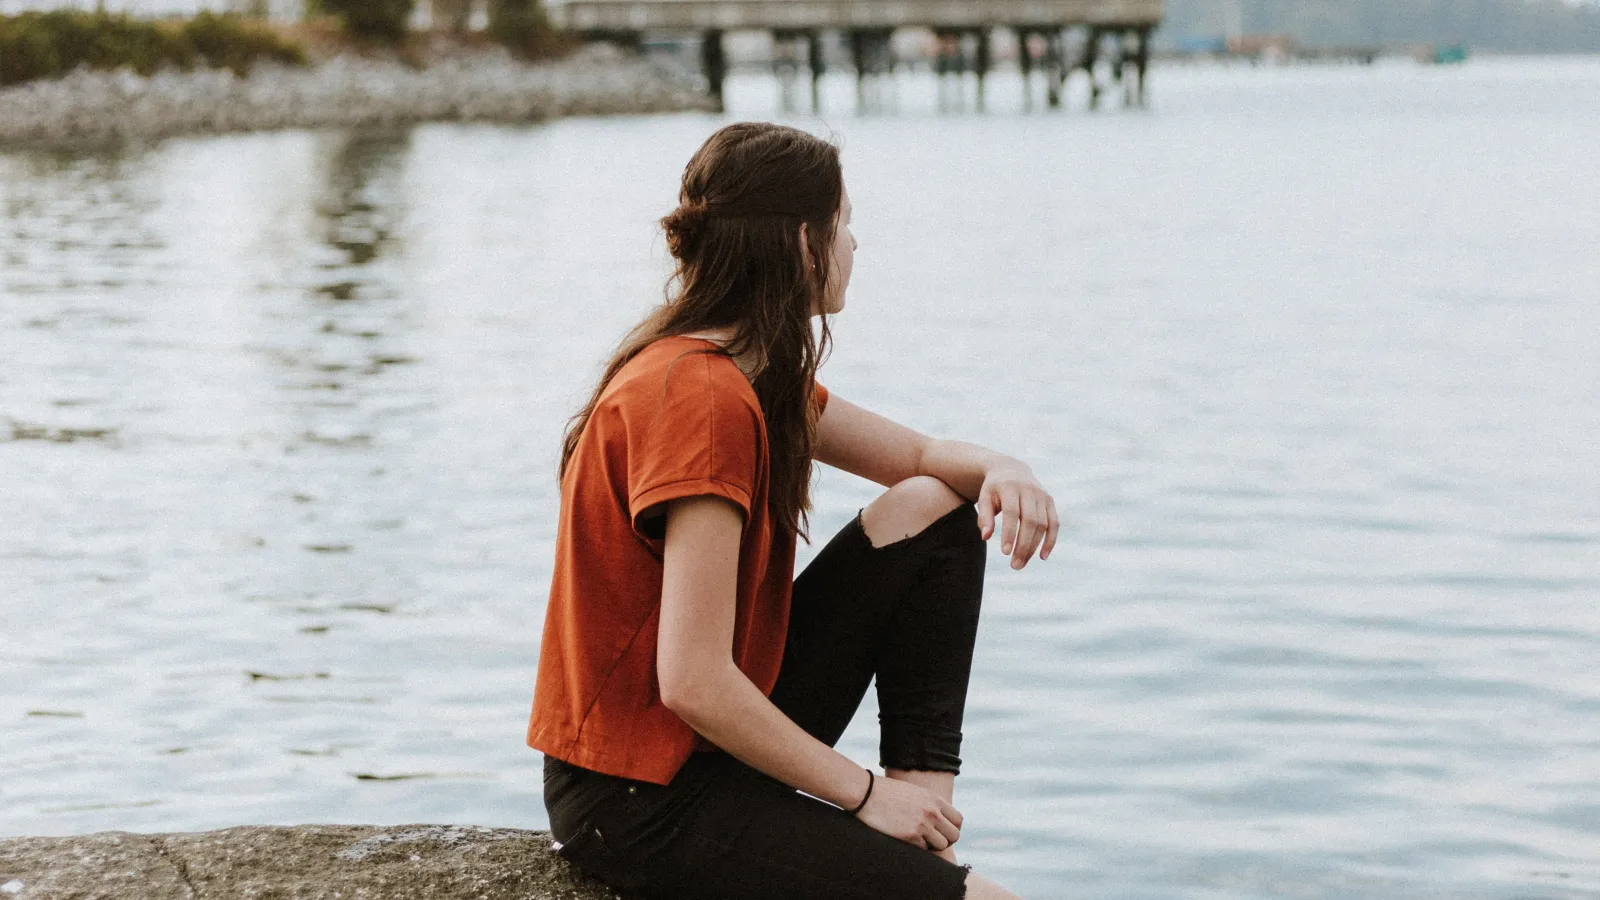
left=853, top=774, right=963, bottom=851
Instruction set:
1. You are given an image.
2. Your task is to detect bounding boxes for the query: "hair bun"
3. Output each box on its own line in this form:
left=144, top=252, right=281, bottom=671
left=662, top=202, right=709, bottom=261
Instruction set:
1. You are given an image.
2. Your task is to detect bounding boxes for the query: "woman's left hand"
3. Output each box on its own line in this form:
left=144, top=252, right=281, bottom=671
left=974, top=464, right=1058, bottom=570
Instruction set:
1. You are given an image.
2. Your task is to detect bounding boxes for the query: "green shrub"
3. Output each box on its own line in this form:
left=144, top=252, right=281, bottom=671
left=185, top=11, right=305, bottom=74
left=92, top=14, right=196, bottom=75
left=488, top=0, right=565, bottom=58
left=319, top=0, right=413, bottom=42
left=0, top=10, right=305, bottom=87
left=0, top=18, right=62, bottom=86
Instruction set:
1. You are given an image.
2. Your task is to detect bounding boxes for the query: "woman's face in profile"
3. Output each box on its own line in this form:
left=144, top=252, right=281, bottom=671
left=824, top=183, right=856, bottom=315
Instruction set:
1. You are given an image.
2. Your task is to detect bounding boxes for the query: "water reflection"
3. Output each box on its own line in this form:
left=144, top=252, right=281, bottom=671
left=314, top=130, right=410, bottom=296
left=215, top=128, right=435, bottom=781
left=265, top=129, right=416, bottom=399
left=3, top=62, right=1599, bottom=897
left=250, top=127, right=426, bottom=576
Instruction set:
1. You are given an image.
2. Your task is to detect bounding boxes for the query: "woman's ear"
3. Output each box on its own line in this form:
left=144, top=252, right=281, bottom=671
left=797, top=221, right=815, bottom=269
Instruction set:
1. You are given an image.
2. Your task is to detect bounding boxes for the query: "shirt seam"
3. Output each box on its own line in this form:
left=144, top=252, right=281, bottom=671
left=569, top=604, right=660, bottom=753
left=630, top=475, right=752, bottom=510
left=704, top=353, right=718, bottom=489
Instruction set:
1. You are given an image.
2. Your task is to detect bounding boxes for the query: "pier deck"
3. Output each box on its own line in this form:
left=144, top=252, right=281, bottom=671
left=552, top=1, right=1162, bottom=32
left=550, top=0, right=1165, bottom=112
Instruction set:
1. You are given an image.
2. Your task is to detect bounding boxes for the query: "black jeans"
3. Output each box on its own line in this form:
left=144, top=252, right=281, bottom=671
left=544, top=502, right=987, bottom=900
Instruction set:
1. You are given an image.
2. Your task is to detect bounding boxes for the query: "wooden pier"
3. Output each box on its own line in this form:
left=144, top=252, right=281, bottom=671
left=549, top=0, right=1165, bottom=112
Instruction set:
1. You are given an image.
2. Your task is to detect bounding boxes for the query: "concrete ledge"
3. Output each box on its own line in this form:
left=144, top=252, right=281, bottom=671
left=0, top=825, right=620, bottom=900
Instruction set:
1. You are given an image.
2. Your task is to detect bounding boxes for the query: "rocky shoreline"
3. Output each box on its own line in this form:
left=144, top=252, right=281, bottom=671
left=0, top=824, right=619, bottom=899
left=0, top=43, right=717, bottom=146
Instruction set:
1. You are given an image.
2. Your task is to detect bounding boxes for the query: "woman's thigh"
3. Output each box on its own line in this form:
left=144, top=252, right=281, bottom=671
left=571, top=751, right=971, bottom=900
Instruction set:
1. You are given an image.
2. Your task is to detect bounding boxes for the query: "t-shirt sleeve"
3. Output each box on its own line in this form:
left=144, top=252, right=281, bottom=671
left=626, top=354, right=762, bottom=542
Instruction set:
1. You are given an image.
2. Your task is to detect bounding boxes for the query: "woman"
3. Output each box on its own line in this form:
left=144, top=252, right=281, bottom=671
left=528, top=122, right=1057, bottom=900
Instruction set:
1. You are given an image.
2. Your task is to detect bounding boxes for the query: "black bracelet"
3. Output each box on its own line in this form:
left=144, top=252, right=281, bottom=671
left=846, top=768, right=874, bottom=816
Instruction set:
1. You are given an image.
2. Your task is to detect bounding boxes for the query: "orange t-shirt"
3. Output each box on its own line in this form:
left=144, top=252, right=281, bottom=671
left=527, top=335, right=830, bottom=785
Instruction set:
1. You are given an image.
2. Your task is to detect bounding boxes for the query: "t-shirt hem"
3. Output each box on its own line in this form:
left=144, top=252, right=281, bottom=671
left=630, top=477, right=753, bottom=538
left=528, top=724, right=692, bottom=786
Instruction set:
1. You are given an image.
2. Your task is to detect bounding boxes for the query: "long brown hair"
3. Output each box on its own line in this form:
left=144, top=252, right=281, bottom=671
left=558, top=123, right=841, bottom=543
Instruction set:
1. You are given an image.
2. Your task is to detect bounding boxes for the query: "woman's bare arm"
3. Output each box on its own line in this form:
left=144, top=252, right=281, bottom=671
left=814, top=392, right=1060, bottom=569
left=655, top=494, right=963, bottom=851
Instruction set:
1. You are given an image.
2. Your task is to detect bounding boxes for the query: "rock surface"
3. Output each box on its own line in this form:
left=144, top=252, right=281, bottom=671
left=0, top=43, right=716, bottom=146
left=0, top=825, right=619, bottom=900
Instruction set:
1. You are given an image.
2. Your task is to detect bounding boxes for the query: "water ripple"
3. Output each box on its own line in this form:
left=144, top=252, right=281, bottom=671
left=3, top=61, right=1599, bottom=899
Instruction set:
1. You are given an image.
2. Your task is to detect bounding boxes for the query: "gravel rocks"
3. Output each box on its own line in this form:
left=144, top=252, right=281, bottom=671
left=0, top=43, right=716, bottom=145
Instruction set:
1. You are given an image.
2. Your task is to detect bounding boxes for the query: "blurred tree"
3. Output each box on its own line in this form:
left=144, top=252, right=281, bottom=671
left=0, top=10, right=303, bottom=86
left=488, top=0, right=564, bottom=57
left=322, top=0, right=413, bottom=41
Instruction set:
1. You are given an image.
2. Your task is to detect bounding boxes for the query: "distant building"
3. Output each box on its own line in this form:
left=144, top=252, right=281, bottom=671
left=1226, top=33, right=1294, bottom=61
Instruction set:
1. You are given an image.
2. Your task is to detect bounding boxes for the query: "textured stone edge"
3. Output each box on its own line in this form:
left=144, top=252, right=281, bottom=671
left=147, top=835, right=199, bottom=900
left=0, top=824, right=621, bottom=900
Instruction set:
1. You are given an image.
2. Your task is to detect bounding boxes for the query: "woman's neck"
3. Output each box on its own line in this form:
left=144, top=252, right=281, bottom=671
left=680, top=329, right=763, bottom=380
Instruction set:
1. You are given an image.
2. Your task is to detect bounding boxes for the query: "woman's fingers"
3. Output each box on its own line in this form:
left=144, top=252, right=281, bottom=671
left=1004, top=491, right=1051, bottom=569
left=975, top=482, right=997, bottom=540
left=1010, top=494, right=1038, bottom=568
left=921, top=799, right=961, bottom=851
left=978, top=468, right=1063, bottom=567
left=1041, top=495, right=1060, bottom=560
left=1023, top=494, right=1050, bottom=566
left=998, top=487, right=1021, bottom=557
left=938, top=797, right=963, bottom=829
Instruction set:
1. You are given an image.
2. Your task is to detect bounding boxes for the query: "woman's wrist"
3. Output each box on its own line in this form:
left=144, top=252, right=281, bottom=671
left=984, top=457, right=1034, bottom=480
left=845, top=767, right=874, bottom=815
left=814, top=750, right=873, bottom=810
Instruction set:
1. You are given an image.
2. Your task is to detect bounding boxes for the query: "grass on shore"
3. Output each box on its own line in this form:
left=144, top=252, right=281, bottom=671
left=0, top=10, right=308, bottom=86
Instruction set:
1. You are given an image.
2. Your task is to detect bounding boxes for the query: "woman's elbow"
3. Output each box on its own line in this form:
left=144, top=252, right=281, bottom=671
left=658, top=664, right=719, bottom=721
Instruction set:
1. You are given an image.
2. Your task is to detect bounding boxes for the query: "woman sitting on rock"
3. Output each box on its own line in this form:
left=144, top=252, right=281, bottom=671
left=528, top=121, right=1057, bottom=900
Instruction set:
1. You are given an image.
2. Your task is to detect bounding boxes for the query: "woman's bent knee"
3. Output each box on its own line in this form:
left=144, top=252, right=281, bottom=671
left=861, top=476, right=967, bottom=548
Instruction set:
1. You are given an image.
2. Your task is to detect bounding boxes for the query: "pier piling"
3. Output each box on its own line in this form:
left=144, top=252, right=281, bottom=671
left=808, top=31, right=825, bottom=113
left=1017, top=28, right=1036, bottom=110
left=701, top=29, right=727, bottom=112
left=1081, top=25, right=1104, bottom=109
left=974, top=28, right=992, bottom=111
left=849, top=28, right=895, bottom=112
left=1132, top=25, right=1151, bottom=107
left=1046, top=29, right=1066, bottom=108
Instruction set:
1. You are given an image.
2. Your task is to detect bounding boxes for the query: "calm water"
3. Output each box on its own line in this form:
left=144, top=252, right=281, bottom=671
left=2, top=59, right=1598, bottom=899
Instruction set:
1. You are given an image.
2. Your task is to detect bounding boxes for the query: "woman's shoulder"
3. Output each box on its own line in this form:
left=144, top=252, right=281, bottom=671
left=603, top=336, right=758, bottom=416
